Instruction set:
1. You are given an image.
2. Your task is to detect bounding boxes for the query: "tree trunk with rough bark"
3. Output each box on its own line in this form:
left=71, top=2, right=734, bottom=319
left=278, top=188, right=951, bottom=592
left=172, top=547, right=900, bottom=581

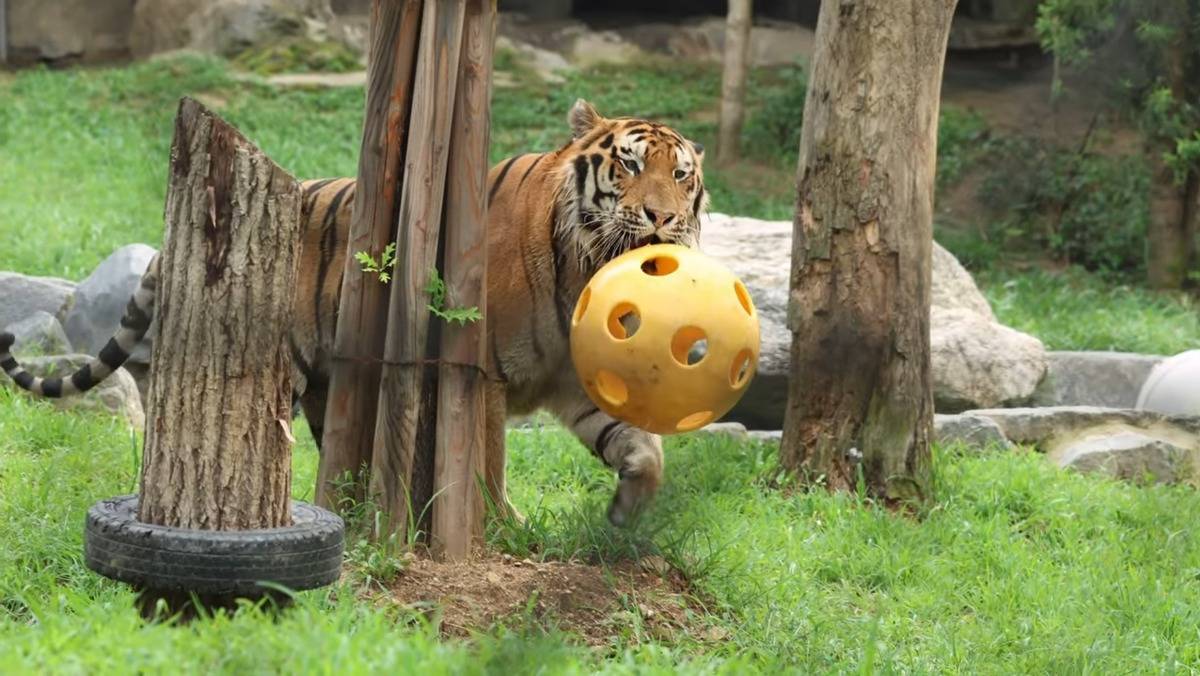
left=780, top=0, right=956, bottom=505
left=139, top=97, right=302, bottom=530
left=716, top=0, right=751, bottom=163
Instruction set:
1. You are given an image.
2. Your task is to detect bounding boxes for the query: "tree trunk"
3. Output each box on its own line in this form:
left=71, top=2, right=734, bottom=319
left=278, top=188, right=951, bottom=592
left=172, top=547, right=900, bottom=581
left=431, top=0, right=495, bottom=561
left=370, top=0, right=466, bottom=541
left=1146, top=13, right=1192, bottom=290
left=780, top=0, right=956, bottom=504
left=1147, top=160, right=1190, bottom=289
left=317, top=0, right=423, bottom=509
left=139, top=97, right=302, bottom=530
left=716, top=0, right=751, bottom=164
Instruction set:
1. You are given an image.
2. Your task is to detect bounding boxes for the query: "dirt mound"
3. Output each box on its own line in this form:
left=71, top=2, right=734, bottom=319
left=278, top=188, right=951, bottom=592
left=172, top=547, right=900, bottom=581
left=386, top=553, right=718, bottom=645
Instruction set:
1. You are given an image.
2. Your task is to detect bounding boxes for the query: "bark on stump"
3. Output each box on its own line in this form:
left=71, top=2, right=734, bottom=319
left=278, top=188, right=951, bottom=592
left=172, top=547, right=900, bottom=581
left=134, top=97, right=302, bottom=614
left=780, top=0, right=957, bottom=504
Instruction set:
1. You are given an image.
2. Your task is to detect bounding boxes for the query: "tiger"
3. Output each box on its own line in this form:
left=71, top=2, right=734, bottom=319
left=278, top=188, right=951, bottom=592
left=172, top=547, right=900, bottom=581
left=0, top=99, right=710, bottom=526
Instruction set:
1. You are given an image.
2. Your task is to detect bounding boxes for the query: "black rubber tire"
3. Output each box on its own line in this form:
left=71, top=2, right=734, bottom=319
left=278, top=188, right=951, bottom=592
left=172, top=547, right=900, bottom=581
left=84, top=495, right=345, bottom=596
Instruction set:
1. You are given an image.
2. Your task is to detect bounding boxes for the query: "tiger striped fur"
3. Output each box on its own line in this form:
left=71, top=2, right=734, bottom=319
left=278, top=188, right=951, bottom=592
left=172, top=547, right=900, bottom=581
left=0, top=99, right=709, bottom=526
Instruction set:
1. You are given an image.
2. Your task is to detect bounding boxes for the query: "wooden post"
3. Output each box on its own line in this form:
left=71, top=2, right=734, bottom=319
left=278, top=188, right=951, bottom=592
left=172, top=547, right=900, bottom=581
left=779, top=0, right=956, bottom=504
left=431, top=0, right=495, bottom=560
left=370, top=0, right=466, bottom=541
left=716, top=0, right=752, bottom=164
left=317, top=0, right=423, bottom=508
left=139, top=97, right=302, bottom=529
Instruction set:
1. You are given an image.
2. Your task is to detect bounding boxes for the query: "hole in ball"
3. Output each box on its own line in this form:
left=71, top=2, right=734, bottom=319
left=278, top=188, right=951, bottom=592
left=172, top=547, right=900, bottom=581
left=641, top=255, right=679, bottom=276
left=734, top=281, right=754, bottom=316
left=670, top=326, right=708, bottom=366
left=676, top=410, right=714, bottom=432
left=730, top=349, right=754, bottom=388
left=595, top=369, right=629, bottom=407
left=607, top=302, right=641, bottom=340
left=573, top=287, right=591, bottom=327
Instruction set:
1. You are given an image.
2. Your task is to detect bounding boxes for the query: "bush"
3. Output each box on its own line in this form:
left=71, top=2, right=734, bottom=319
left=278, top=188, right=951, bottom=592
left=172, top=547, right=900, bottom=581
left=743, top=61, right=808, bottom=161
left=975, top=138, right=1150, bottom=279
left=937, top=105, right=989, bottom=188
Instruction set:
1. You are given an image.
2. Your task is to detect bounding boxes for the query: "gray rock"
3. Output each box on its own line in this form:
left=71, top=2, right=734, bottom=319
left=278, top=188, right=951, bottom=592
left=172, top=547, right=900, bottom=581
left=934, top=413, right=1013, bottom=451
left=5, top=354, right=144, bottom=430
left=3, top=312, right=71, bottom=356
left=696, top=422, right=748, bottom=438
left=931, top=241, right=996, bottom=321
left=62, top=244, right=158, bottom=366
left=931, top=307, right=1047, bottom=412
left=747, top=430, right=783, bottom=443
left=130, top=0, right=334, bottom=58
left=1057, top=432, right=1190, bottom=485
left=496, top=36, right=572, bottom=84
left=7, top=0, right=133, bottom=63
left=965, top=406, right=1200, bottom=448
left=1032, top=351, right=1163, bottom=408
left=0, top=272, right=75, bottom=332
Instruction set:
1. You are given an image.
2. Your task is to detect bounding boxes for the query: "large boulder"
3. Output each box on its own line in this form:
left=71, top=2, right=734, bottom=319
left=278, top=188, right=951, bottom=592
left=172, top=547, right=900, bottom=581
left=130, top=0, right=334, bottom=58
left=930, top=307, right=1047, bottom=412
left=0, top=272, right=75, bottom=333
left=4, top=354, right=145, bottom=430
left=3, top=312, right=72, bottom=357
left=1032, top=351, right=1163, bottom=408
left=6, top=0, right=134, bottom=63
left=61, top=245, right=158, bottom=397
left=698, top=213, right=1047, bottom=426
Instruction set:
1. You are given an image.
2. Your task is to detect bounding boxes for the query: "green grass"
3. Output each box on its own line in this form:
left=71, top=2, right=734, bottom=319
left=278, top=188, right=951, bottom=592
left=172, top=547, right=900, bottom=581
left=4, top=390, right=1200, bottom=672
left=980, top=267, right=1200, bottom=354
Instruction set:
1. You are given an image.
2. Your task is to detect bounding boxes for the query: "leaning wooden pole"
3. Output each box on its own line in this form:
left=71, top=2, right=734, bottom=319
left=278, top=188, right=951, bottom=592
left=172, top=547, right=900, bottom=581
left=370, top=0, right=467, bottom=541
left=139, top=97, right=301, bottom=529
left=317, top=0, right=423, bottom=508
left=431, top=0, right=496, bottom=560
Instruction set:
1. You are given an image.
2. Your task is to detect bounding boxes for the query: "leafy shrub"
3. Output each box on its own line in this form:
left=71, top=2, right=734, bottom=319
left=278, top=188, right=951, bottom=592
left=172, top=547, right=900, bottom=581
left=975, top=137, right=1150, bottom=279
left=232, top=37, right=361, bottom=75
left=937, top=105, right=989, bottom=188
left=743, top=61, right=808, bottom=161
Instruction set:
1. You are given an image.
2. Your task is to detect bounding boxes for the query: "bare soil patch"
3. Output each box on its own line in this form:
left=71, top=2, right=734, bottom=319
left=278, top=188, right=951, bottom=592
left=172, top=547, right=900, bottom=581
left=385, top=553, right=719, bottom=646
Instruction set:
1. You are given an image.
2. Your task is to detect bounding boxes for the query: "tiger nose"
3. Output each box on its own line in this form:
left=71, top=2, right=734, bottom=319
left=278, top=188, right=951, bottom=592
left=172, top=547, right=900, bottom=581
left=643, top=207, right=676, bottom=228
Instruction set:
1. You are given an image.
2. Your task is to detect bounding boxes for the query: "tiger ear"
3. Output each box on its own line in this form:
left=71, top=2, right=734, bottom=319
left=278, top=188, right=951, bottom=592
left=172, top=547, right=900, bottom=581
left=569, top=99, right=602, bottom=139
left=690, top=140, right=705, bottom=162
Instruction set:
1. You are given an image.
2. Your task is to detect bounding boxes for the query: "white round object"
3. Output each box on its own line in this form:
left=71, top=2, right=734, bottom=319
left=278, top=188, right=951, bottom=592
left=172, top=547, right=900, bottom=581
left=1136, top=349, right=1200, bottom=416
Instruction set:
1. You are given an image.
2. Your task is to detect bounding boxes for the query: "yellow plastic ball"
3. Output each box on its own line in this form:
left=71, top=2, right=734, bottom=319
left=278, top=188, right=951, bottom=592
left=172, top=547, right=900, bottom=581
left=570, top=244, right=760, bottom=435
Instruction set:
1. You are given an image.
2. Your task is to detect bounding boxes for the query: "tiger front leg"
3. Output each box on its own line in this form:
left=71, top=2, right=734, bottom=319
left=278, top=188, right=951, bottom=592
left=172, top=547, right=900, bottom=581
left=551, top=389, right=664, bottom=526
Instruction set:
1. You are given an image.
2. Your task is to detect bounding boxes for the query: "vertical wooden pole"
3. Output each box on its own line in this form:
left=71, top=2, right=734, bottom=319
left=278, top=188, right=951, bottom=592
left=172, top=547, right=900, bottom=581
left=140, top=97, right=301, bottom=530
left=317, top=0, right=423, bottom=509
left=431, top=0, right=496, bottom=560
left=370, top=0, right=467, bottom=541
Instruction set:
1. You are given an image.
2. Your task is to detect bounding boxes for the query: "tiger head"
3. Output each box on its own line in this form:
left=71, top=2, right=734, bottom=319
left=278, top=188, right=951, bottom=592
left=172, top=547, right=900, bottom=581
left=556, top=99, right=709, bottom=267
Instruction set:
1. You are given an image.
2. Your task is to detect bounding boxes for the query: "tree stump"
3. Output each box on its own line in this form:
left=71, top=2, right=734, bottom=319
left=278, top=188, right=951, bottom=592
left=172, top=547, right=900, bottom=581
left=83, top=98, right=344, bottom=620
left=780, top=0, right=957, bottom=504
left=138, top=97, right=300, bottom=530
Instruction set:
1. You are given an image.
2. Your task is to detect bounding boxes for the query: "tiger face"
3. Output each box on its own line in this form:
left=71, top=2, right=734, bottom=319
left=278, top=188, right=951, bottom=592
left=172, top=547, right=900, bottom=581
left=557, top=99, right=709, bottom=266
